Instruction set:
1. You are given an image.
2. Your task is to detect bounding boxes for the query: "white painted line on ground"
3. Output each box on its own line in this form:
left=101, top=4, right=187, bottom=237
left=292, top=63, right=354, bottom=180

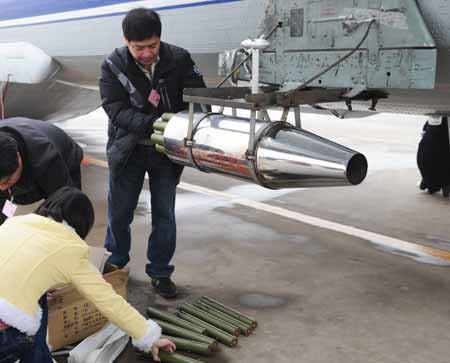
left=179, top=182, right=450, bottom=266
left=84, top=156, right=450, bottom=265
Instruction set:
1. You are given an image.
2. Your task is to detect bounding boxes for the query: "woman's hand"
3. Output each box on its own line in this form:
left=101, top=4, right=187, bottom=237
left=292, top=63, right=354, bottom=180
left=151, top=338, right=176, bottom=361
left=47, top=288, right=64, bottom=301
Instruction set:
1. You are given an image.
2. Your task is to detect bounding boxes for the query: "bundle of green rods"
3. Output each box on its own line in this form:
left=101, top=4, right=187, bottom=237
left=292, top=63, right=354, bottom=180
left=151, top=113, right=174, bottom=155
left=145, top=296, right=258, bottom=363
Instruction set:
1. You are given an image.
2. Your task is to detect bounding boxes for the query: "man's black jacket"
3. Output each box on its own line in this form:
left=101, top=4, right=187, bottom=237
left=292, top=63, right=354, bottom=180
left=0, top=118, right=83, bottom=209
left=99, top=42, right=206, bottom=177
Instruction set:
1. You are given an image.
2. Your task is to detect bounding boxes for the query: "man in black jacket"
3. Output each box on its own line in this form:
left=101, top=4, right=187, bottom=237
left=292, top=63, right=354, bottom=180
left=0, top=118, right=83, bottom=224
left=417, top=116, right=450, bottom=197
left=100, top=8, right=206, bottom=298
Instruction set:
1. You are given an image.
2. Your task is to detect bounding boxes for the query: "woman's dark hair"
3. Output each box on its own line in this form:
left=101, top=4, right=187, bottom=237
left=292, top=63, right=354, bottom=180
left=35, top=186, right=95, bottom=239
left=122, top=8, right=162, bottom=41
left=0, top=133, right=19, bottom=178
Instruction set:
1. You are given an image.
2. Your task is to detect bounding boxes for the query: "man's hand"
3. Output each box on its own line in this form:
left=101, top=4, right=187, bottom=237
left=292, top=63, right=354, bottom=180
left=151, top=338, right=176, bottom=361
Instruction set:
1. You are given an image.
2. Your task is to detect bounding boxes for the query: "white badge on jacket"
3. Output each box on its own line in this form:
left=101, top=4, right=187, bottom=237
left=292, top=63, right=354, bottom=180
left=2, top=200, right=17, bottom=218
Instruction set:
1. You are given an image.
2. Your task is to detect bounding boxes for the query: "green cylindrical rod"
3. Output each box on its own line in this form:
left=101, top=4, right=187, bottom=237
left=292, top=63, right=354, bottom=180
left=194, top=301, right=252, bottom=332
left=200, top=297, right=257, bottom=328
left=155, top=144, right=166, bottom=154
left=158, top=351, right=204, bottom=363
left=180, top=304, right=240, bottom=337
left=147, top=307, right=206, bottom=334
left=194, top=301, right=253, bottom=331
left=153, top=319, right=216, bottom=345
left=162, top=112, right=175, bottom=122
left=193, top=301, right=252, bottom=336
left=153, top=121, right=168, bottom=132
left=161, top=335, right=212, bottom=355
left=151, top=133, right=165, bottom=146
left=176, top=312, right=238, bottom=347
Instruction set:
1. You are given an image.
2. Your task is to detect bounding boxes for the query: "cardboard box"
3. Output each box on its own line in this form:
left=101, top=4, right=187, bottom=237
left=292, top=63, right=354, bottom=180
left=47, top=266, right=129, bottom=351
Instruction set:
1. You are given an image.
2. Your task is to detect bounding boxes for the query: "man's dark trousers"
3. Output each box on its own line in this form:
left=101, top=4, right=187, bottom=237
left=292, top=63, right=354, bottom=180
left=105, top=144, right=178, bottom=278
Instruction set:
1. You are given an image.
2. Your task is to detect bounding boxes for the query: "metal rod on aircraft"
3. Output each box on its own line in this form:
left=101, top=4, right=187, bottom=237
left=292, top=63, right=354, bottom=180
left=291, top=18, right=377, bottom=92
left=216, top=22, right=282, bottom=88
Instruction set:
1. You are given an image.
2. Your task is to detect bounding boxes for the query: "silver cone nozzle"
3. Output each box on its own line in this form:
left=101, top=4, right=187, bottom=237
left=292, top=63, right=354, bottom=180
left=161, top=112, right=367, bottom=189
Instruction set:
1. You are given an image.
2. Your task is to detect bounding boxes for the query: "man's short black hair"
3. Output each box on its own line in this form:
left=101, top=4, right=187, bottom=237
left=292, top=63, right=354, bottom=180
left=122, top=8, right=162, bottom=41
left=35, top=186, right=95, bottom=239
left=0, top=133, right=19, bottom=179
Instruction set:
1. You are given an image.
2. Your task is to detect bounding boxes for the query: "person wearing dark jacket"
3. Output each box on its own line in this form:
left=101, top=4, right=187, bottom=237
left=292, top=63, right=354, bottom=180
left=100, top=8, right=206, bottom=298
left=0, top=118, right=83, bottom=224
left=417, top=115, right=450, bottom=197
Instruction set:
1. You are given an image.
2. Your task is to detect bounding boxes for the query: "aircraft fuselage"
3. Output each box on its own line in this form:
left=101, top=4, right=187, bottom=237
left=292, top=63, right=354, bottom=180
left=1, top=0, right=450, bottom=120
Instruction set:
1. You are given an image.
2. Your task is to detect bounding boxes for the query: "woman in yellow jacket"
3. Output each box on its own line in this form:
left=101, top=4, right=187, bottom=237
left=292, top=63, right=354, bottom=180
left=0, top=186, right=175, bottom=362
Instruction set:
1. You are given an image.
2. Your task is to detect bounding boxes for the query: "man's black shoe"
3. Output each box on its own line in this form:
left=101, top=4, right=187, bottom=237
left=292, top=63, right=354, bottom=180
left=151, top=277, right=177, bottom=299
left=419, top=180, right=427, bottom=190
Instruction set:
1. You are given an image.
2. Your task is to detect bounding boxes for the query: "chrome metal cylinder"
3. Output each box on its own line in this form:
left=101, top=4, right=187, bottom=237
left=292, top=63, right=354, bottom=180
left=163, top=111, right=367, bottom=189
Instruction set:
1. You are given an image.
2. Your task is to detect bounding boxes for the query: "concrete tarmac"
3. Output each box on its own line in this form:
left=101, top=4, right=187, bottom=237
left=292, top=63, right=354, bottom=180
left=48, top=108, right=450, bottom=363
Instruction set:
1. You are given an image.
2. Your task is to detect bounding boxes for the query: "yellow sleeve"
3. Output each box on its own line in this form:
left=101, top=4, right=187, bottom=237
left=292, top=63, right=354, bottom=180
left=69, top=258, right=161, bottom=351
